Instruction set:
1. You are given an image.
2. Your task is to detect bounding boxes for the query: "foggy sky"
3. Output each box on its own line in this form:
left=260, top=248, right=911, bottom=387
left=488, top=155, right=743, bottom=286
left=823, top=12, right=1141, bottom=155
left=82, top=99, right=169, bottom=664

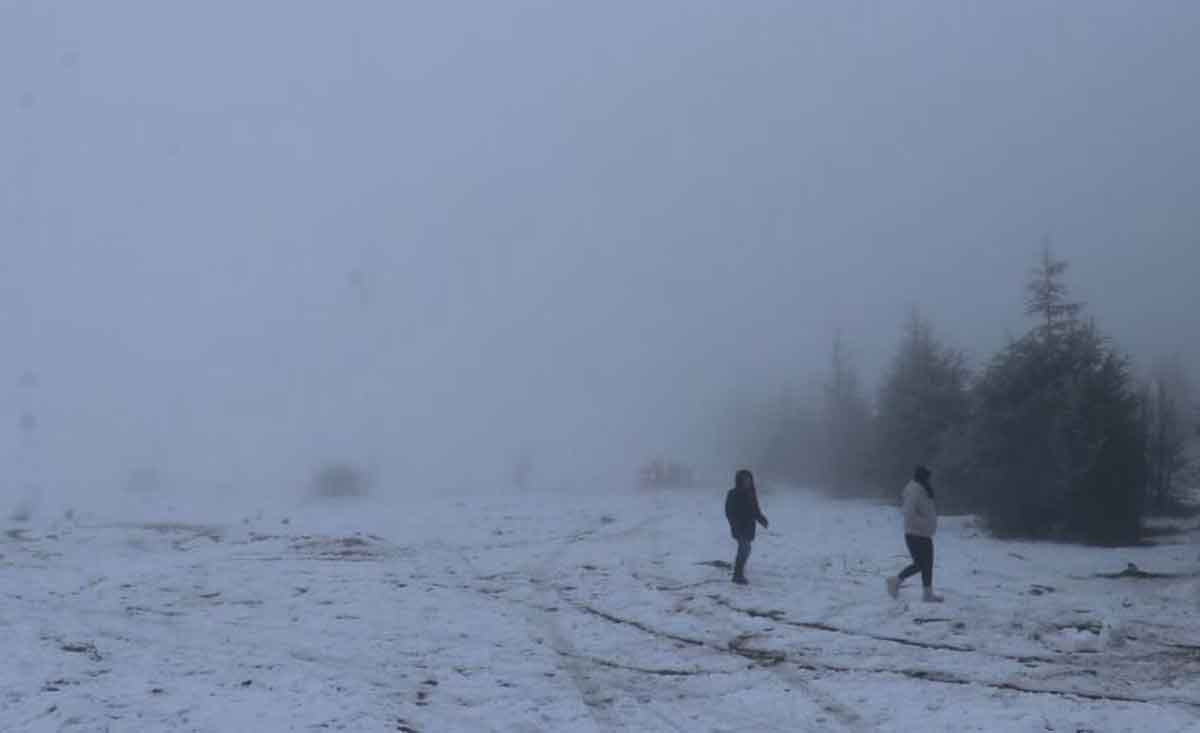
left=3, top=1, right=1198, bottom=502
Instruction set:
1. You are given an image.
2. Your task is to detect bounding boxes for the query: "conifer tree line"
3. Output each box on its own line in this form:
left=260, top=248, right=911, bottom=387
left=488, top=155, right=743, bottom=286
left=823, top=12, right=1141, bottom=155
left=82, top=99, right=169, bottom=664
left=744, top=248, right=1198, bottom=545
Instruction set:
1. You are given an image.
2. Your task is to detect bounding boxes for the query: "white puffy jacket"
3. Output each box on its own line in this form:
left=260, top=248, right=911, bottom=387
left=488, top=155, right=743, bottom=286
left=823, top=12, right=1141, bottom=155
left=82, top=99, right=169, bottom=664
left=901, top=480, right=937, bottom=538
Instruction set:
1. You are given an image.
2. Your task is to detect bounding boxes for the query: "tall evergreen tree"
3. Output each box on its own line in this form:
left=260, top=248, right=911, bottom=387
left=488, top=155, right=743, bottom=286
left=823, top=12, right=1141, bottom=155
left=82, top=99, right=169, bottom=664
left=1026, top=243, right=1083, bottom=334
left=1140, top=355, right=1194, bottom=511
left=875, top=309, right=971, bottom=492
left=823, top=332, right=872, bottom=495
left=972, top=250, right=1146, bottom=544
left=758, top=383, right=826, bottom=487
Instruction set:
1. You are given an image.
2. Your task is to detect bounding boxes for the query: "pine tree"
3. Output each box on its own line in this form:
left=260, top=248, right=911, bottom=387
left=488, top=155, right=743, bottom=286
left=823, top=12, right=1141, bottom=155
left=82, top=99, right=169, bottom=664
left=1025, top=244, right=1083, bottom=335
left=972, top=252, right=1146, bottom=544
left=758, top=384, right=825, bottom=487
left=875, top=309, right=971, bottom=495
left=1141, top=355, right=1194, bottom=511
left=823, top=332, right=872, bottom=495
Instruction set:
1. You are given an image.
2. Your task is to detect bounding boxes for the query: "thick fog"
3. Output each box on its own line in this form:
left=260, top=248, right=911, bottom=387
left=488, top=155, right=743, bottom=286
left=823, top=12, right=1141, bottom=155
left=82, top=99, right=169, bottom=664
left=3, top=2, right=1198, bottom=507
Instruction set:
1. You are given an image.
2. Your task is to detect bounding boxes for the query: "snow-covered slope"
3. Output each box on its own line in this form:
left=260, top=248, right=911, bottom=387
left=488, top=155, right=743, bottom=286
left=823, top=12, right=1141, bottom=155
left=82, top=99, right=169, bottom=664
left=3, top=486, right=1199, bottom=732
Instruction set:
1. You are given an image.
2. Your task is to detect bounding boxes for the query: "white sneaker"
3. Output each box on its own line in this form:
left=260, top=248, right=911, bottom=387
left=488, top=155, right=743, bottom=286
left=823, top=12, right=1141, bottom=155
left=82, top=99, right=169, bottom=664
left=922, top=588, right=944, bottom=603
left=886, top=576, right=899, bottom=599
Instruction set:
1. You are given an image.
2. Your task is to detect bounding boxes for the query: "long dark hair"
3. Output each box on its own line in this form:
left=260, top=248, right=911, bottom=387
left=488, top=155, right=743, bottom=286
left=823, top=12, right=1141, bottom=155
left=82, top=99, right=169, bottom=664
left=735, top=469, right=755, bottom=492
left=913, top=465, right=934, bottom=498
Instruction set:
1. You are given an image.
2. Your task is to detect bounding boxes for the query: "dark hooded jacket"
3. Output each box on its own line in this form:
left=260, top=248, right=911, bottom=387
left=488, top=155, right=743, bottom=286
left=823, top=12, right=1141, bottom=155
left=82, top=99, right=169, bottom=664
left=725, top=471, right=768, bottom=541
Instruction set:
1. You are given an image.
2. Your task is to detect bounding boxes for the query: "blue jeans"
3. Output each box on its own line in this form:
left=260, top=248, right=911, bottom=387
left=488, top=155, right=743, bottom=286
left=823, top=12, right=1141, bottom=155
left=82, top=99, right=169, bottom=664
left=734, top=538, right=752, bottom=578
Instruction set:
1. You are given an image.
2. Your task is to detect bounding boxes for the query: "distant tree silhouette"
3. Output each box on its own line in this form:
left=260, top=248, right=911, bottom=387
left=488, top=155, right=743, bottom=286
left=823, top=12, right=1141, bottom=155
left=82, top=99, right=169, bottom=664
left=823, top=332, right=873, bottom=495
left=874, top=308, right=971, bottom=495
left=1140, top=355, right=1194, bottom=512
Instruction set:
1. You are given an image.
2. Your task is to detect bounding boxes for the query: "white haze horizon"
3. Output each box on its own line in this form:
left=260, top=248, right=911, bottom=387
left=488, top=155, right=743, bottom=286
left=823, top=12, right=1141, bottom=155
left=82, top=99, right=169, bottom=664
left=3, top=2, right=1198, bottom=513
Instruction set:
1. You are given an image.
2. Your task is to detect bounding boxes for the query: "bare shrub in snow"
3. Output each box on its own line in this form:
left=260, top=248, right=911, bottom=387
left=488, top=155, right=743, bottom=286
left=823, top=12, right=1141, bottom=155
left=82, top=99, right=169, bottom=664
left=311, top=462, right=371, bottom=499
left=9, top=501, right=33, bottom=522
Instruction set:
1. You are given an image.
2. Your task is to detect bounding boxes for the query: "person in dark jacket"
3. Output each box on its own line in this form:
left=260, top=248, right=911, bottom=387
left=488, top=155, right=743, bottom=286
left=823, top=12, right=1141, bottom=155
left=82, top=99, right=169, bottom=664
left=725, top=469, right=769, bottom=585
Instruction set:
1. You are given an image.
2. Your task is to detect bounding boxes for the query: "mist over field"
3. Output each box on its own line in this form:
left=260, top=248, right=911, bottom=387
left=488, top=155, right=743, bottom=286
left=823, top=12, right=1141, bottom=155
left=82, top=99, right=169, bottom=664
left=3, top=1, right=1197, bottom=512
left=6, top=5, right=1200, bottom=732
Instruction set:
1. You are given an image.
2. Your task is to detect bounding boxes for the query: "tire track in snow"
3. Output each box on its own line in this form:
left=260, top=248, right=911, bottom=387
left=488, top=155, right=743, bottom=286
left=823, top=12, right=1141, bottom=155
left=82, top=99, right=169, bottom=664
left=512, top=507, right=795, bottom=731
left=575, top=598, right=1200, bottom=712
left=543, top=503, right=866, bottom=732
left=569, top=600, right=866, bottom=732
left=449, top=505, right=866, bottom=731
left=709, top=595, right=1053, bottom=660
left=709, top=597, right=1200, bottom=711
left=447, top=513, right=654, bottom=731
left=523, top=514, right=639, bottom=732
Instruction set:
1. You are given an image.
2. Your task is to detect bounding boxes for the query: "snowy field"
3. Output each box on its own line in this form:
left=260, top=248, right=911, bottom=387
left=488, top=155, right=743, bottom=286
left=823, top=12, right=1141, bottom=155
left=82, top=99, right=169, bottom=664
left=3, top=485, right=1200, bottom=732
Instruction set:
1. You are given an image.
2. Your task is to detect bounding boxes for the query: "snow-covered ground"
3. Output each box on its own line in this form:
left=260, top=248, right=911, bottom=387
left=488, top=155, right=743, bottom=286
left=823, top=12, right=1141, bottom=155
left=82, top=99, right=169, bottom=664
left=3, top=485, right=1200, bottom=732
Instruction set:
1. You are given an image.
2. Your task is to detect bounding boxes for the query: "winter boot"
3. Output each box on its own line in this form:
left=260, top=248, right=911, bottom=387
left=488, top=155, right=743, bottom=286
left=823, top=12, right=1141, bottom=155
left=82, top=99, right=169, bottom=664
left=732, top=574, right=748, bottom=586
left=922, top=587, right=944, bottom=603
left=886, top=576, right=899, bottom=599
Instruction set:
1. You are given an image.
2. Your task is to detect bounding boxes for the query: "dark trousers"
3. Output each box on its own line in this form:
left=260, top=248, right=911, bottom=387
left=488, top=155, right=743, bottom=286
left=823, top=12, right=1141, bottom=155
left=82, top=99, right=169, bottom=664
left=734, top=539, right=752, bottom=579
left=899, top=534, right=934, bottom=588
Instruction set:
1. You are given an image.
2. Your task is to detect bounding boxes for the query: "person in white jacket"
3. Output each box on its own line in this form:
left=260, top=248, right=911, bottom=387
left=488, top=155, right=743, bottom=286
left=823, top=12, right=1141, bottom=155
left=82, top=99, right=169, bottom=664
left=886, top=465, right=943, bottom=603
